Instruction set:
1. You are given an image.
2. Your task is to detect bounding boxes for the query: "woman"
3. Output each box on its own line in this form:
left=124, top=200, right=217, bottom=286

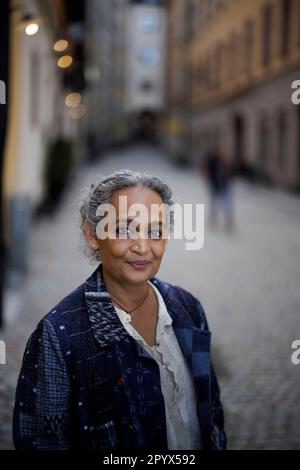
left=13, top=169, right=226, bottom=451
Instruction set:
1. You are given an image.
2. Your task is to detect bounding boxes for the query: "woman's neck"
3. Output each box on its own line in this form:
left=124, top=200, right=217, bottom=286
left=102, top=265, right=150, bottom=307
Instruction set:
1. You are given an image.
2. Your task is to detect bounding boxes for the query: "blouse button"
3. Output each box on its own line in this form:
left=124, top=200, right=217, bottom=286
left=116, top=377, right=125, bottom=386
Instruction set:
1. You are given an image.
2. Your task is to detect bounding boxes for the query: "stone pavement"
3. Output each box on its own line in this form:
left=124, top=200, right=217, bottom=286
left=1, top=144, right=300, bottom=449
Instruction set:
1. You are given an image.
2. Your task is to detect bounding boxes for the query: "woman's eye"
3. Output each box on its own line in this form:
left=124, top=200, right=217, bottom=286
left=116, top=227, right=134, bottom=237
left=149, top=229, right=162, bottom=239
left=116, top=227, right=127, bottom=235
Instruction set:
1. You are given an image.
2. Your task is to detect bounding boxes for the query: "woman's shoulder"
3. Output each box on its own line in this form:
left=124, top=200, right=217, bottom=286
left=151, top=277, right=209, bottom=330
left=21, top=282, right=88, bottom=367
left=152, top=276, right=200, bottom=304
left=34, top=281, right=87, bottom=338
left=47, top=281, right=85, bottom=314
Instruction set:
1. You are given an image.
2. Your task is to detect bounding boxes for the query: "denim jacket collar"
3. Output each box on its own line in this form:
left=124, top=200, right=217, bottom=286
left=83, top=263, right=199, bottom=343
left=83, top=263, right=211, bottom=366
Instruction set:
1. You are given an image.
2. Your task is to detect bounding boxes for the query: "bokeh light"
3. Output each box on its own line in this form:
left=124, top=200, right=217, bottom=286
left=65, top=92, right=82, bottom=108
left=57, top=55, right=73, bottom=69
left=68, top=104, right=87, bottom=119
left=53, top=39, right=69, bottom=52
left=25, top=23, right=39, bottom=36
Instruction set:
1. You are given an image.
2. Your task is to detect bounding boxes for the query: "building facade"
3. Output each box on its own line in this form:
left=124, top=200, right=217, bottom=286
left=125, top=0, right=167, bottom=140
left=125, top=2, right=167, bottom=111
left=84, top=0, right=167, bottom=148
left=166, top=0, right=300, bottom=190
left=84, top=0, right=129, bottom=155
left=2, top=0, right=84, bottom=281
left=164, top=0, right=192, bottom=162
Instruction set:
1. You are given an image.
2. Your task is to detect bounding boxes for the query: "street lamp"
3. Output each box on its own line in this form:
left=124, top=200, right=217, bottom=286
left=25, top=21, right=39, bottom=36
left=10, top=4, right=42, bottom=36
left=19, top=14, right=42, bottom=36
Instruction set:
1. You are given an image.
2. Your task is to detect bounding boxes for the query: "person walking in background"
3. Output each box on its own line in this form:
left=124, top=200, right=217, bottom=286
left=202, top=149, right=235, bottom=232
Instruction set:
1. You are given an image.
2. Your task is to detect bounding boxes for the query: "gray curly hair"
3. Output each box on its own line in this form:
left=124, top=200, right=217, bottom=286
left=79, top=169, right=175, bottom=264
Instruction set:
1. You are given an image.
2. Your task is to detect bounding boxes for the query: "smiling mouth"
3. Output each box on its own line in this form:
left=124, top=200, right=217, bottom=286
left=127, top=261, right=151, bottom=270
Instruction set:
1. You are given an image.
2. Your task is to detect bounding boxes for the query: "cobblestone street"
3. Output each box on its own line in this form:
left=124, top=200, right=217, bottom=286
left=1, top=145, right=300, bottom=450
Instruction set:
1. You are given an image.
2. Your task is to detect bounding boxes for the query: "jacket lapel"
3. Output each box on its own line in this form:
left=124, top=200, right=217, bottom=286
left=152, top=277, right=213, bottom=441
left=83, top=263, right=129, bottom=348
left=151, top=277, right=212, bottom=377
left=84, top=264, right=155, bottom=363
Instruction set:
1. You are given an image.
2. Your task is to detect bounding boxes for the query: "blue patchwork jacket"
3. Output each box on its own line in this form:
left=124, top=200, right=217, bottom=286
left=13, top=263, right=227, bottom=450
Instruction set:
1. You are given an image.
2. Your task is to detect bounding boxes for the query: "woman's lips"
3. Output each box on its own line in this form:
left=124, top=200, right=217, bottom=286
left=127, top=261, right=151, bottom=270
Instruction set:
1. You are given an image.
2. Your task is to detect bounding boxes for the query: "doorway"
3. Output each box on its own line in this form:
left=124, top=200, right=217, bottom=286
left=233, top=114, right=246, bottom=175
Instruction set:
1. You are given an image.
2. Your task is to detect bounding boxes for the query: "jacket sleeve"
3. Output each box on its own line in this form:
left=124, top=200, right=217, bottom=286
left=13, top=318, right=71, bottom=450
left=210, top=358, right=227, bottom=450
left=193, top=298, right=227, bottom=450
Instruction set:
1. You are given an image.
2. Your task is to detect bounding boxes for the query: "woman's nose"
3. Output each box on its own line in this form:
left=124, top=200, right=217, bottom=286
left=131, top=235, right=150, bottom=253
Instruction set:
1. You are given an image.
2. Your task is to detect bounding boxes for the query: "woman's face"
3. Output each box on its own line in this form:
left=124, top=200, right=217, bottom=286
left=85, top=185, right=170, bottom=286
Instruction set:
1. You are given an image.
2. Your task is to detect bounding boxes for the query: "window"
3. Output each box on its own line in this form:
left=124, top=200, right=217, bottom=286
left=245, top=19, right=254, bottom=74
left=184, top=0, right=195, bottom=40
left=221, top=43, right=229, bottom=83
left=262, top=4, right=273, bottom=66
left=207, top=54, right=214, bottom=90
left=30, top=51, right=40, bottom=128
left=138, top=48, right=160, bottom=66
left=298, top=0, right=300, bottom=46
left=138, top=13, right=161, bottom=33
left=215, top=44, right=222, bottom=88
left=278, top=110, right=287, bottom=167
left=258, top=115, right=269, bottom=164
left=281, top=0, right=291, bottom=57
left=139, top=80, right=155, bottom=92
left=132, top=0, right=164, bottom=5
left=229, top=31, right=237, bottom=80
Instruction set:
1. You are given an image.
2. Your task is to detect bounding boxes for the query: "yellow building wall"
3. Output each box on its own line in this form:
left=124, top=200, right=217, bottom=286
left=189, top=0, right=300, bottom=106
left=3, top=10, right=22, bottom=203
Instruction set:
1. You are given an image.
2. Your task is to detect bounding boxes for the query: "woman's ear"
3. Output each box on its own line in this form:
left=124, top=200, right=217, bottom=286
left=83, top=220, right=98, bottom=249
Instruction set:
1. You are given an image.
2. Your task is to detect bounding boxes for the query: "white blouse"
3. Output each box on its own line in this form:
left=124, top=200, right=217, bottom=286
left=114, top=280, right=202, bottom=450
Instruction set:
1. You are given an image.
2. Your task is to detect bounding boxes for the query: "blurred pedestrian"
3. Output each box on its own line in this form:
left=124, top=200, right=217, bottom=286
left=202, top=148, right=235, bottom=231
